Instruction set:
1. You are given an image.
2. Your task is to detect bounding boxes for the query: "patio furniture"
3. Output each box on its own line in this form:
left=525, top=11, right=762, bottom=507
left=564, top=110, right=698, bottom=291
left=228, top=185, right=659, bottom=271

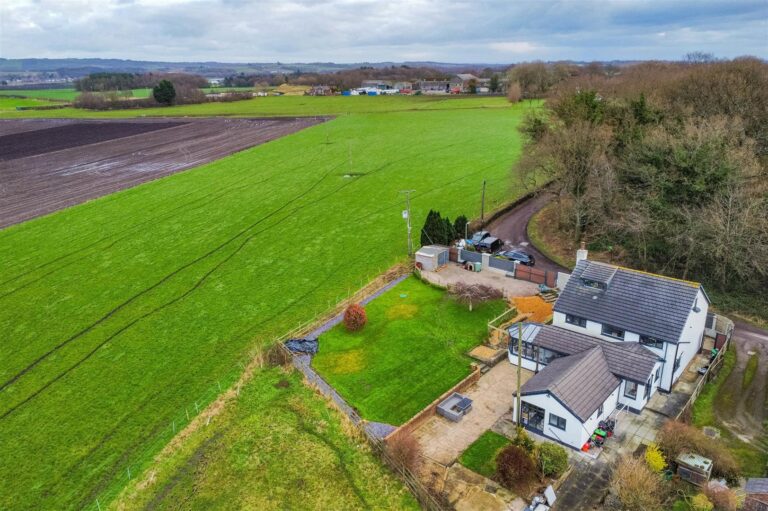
left=437, top=392, right=473, bottom=422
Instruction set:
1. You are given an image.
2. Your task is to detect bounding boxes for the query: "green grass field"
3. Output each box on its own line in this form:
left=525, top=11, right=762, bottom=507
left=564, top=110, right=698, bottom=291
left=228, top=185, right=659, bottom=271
left=312, top=277, right=507, bottom=425
left=111, top=367, right=418, bottom=511
left=0, top=94, right=521, bottom=118
left=692, top=348, right=768, bottom=477
left=0, top=98, right=534, bottom=509
left=458, top=431, right=511, bottom=478
left=0, top=96, right=60, bottom=112
left=0, top=87, right=152, bottom=102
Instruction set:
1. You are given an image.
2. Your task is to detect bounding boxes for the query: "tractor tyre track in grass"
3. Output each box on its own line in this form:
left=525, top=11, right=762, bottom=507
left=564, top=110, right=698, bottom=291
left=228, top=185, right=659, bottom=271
left=0, top=138, right=439, bottom=416
left=0, top=144, right=326, bottom=288
left=0, top=175, right=272, bottom=300
left=0, top=155, right=342, bottom=406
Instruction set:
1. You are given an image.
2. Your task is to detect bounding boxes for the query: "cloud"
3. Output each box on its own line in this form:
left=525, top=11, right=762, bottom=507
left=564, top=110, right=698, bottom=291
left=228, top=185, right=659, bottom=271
left=0, top=0, right=765, bottom=63
left=489, top=42, right=538, bottom=54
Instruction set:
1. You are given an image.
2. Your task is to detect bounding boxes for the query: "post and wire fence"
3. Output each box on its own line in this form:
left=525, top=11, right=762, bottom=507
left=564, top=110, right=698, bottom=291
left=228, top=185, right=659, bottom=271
left=86, top=264, right=416, bottom=511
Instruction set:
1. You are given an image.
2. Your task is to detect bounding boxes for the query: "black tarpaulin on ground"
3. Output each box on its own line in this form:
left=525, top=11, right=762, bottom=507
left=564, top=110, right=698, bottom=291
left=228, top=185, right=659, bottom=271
left=284, top=338, right=319, bottom=354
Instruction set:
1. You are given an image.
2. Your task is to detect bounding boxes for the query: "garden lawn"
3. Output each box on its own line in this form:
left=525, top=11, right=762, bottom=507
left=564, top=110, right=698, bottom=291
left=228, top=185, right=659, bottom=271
left=111, top=367, right=418, bottom=511
left=0, top=102, right=535, bottom=510
left=312, top=277, right=507, bottom=425
left=458, top=431, right=511, bottom=478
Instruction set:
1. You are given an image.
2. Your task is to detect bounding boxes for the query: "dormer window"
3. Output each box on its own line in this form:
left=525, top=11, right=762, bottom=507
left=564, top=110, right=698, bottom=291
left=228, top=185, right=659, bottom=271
left=602, top=324, right=625, bottom=339
left=581, top=278, right=606, bottom=290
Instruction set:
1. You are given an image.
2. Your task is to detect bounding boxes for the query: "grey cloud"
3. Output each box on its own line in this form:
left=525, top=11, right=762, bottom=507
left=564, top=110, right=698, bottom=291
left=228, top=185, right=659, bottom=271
left=0, top=0, right=764, bottom=63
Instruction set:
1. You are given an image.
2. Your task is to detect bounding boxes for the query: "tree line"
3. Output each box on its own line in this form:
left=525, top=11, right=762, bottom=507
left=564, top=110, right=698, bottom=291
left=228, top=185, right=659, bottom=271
left=516, top=57, right=768, bottom=293
left=75, top=72, right=208, bottom=92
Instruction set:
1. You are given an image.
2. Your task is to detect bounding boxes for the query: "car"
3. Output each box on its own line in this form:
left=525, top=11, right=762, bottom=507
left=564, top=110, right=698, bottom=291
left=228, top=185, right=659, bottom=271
left=497, top=249, right=536, bottom=266
left=469, top=230, right=491, bottom=245
left=475, top=236, right=503, bottom=253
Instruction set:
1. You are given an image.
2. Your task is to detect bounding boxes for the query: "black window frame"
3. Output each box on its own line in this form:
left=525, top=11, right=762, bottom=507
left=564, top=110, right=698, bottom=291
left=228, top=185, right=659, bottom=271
left=624, top=380, right=638, bottom=399
left=597, top=403, right=604, bottom=417
left=601, top=324, right=625, bottom=340
left=548, top=413, right=567, bottom=430
left=655, top=366, right=661, bottom=382
left=640, top=335, right=664, bottom=349
left=565, top=314, right=587, bottom=328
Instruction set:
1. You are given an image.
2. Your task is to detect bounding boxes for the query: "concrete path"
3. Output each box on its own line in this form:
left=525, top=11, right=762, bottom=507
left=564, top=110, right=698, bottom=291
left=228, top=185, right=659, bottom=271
left=414, top=362, right=533, bottom=465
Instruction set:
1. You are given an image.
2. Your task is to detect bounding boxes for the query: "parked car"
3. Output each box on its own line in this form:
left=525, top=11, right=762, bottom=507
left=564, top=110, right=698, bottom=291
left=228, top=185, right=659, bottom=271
left=497, top=250, right=536, bottom=266
left=469, top=230, right=491, bottom=245
left=476, top=236, right=503, bottom=253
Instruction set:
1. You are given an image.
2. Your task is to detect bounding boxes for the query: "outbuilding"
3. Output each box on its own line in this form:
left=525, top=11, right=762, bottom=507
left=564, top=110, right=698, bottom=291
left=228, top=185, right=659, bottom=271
left=745, top=478, right=768, bottom=511
left=415, top=245, right=449, bottom=272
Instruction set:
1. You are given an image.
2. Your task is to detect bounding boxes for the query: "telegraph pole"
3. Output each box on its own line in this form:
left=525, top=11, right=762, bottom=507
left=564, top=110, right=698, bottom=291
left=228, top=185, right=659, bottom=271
left=516, top=321, right=523, bottom=431
left=480, top=179, right=487, bottom=222
left=400, top=190, right=416, bottom=256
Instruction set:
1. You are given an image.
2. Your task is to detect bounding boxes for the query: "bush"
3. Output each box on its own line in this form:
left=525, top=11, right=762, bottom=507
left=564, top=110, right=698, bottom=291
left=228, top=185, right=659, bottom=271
left=343, top=304, right=367, bottom=332
left=153, top=79, right=176, bottom=105
left=537, top=442, right=568, bottom=478
left=511, top=428, right=536, bottom=453
left=656, top=421, right=740, bottom=483
left=690, top=493, right=714, bottom=511
left=645, top=442, right=667, bottom=473
left=385, top=432, right=422, bottom=474
left=495, top=445, right=536, bottom=491
left=507, top=81, right=522, bottom=103
left=704, top=485, right=737, bottom=511
left=610, top=455, right=663, bottom=511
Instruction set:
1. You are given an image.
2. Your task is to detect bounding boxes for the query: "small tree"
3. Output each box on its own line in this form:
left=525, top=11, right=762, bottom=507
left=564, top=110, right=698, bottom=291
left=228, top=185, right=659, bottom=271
left=610, top=455, right=663, bottom=511
left=343, top=304, right=367, bottom=332
left=537, top=442, right=568, bottom=478
left=507, top=81, right=522, bottom=102
left=489, top=74, right=500, bottom=93
left=420, top=209, right=442, bottom=246
left=495, top=445, right=536, bottom=491
left=453, top=215, right=469, bottom=240
left=450, top=283, right=503, bottom=311
left=386, top=432, right=422, bottom=473
left=153, top=79, right=176, bottom=105
left=644, top=442, right=666, bottom=473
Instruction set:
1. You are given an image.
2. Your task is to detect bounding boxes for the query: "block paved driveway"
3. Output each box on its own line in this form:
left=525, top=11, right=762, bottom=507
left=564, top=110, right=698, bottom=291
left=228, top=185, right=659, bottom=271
left=414, top=362, right=533, bottom=466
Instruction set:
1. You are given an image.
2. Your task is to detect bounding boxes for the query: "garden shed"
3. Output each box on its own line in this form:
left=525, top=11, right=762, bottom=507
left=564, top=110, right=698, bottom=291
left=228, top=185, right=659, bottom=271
left=415, top=245, right=449, bottom=272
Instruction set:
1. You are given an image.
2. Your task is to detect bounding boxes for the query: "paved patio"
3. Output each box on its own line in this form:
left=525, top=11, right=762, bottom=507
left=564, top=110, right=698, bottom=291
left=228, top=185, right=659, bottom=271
left=420, top=263, right=539, bottom=298
left=414, top=361, right=533, bottom=466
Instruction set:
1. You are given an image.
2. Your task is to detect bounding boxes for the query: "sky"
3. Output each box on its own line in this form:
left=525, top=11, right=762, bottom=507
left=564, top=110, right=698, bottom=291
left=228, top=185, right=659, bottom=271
left=0, top=0, right=766, bottom=63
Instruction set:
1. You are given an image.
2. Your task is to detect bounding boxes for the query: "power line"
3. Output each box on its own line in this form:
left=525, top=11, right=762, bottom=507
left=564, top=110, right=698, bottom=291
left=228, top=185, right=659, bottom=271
left=399, top=190, right=416, bottom=256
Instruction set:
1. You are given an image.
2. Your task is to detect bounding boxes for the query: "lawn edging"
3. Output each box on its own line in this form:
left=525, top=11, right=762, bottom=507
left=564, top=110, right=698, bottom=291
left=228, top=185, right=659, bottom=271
left=385, top=364, right=482, bottom=449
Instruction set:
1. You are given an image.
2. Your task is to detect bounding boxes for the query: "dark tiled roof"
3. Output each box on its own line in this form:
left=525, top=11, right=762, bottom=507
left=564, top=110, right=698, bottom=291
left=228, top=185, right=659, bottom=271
left=525, top=324, right=659, bottom=383
left=554, top=260, right=704, bottom=343
left=580, top=263, right=618, bottom=286
left=746, top=478, right=768, bottom=494
left=520, top=347, right=619, bottom=422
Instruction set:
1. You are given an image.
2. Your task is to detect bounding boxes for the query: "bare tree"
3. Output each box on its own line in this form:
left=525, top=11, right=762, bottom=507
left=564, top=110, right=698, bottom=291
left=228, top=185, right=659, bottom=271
left=450, top=283, right=502, bottom=311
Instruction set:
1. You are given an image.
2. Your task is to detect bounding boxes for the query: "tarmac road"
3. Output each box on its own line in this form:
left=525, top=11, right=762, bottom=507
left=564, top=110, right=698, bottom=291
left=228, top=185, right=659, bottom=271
left=485, top=192, right=569, bottom=274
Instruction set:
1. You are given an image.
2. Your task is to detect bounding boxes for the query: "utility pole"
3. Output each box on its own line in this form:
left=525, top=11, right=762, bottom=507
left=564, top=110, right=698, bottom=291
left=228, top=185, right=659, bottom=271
left=400, top=190, right=416, bottom=256
left=516, top=321, right=523, bottom=431
left=480, top=179, right=487, bottom=223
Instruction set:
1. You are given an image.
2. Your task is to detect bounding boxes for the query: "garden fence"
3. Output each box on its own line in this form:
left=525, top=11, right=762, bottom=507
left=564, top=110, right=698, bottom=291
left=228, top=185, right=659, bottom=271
left=85, top=264, right=427, bottom=511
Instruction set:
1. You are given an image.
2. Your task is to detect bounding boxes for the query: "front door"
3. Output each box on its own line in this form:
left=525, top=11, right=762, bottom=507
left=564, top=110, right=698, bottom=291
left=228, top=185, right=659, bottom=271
left=521, top=401, right=546, bottom=433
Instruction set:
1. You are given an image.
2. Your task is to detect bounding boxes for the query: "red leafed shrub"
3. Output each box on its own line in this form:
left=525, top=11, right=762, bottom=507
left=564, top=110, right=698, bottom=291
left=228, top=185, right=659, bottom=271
left=343, top=304, right=367, bottom=332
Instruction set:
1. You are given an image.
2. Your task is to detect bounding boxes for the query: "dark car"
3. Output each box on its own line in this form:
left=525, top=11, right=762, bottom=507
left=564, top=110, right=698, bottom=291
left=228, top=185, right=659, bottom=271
left=469, top=230, right=491, bottom=245
left=498, top=249, right=536, bottom=266
left=476, top=236, right=503, bottom=253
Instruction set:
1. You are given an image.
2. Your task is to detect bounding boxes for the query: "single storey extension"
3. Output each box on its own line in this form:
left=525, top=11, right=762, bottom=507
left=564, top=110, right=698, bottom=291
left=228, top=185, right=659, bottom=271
left=509, top=323, right=659, bottom=449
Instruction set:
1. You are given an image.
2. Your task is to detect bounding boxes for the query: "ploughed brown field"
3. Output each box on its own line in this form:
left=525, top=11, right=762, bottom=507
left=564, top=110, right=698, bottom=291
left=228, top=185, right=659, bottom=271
left=0, top=117, right=326, bottom=229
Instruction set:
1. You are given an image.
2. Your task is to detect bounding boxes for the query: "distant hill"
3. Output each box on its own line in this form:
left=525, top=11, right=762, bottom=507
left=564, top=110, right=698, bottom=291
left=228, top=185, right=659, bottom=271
left=0, top=58, right=511, bottom=79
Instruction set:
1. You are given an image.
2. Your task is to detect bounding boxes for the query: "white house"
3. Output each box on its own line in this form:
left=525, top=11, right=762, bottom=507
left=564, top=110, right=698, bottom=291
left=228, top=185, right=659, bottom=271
left=553, top=260, right=710, bottom=394
left=509, top=323, right=660, bottom=449
left=508, top=259, right=710, bottom=450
